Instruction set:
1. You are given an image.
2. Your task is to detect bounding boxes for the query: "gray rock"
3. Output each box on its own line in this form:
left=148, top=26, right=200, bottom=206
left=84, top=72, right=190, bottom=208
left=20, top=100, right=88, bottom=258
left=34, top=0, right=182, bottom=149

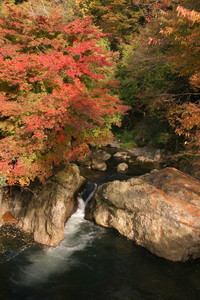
left=90, top=149, right=111, bottom=171
left=108, top=140, right=121, bottom=148
left=86, top=167, right=200, bottom=261
left=91, top=159, right=107, bottom=171
left=0, top=164, right=84, bottom=246
left=154, top=149, right=162, bottom=162
left=127, top=147, right=154, bottom=157
left=91, top=149, right=111, bottom=161
left=127, top=147, right=162, bottom=162
left=136, top=155, right=154, bottom=163
left=113, top=152, right=131, bottom=161
left=79, top=149, right=111, bottom=171
left=117, top=163, right=128, bottom=173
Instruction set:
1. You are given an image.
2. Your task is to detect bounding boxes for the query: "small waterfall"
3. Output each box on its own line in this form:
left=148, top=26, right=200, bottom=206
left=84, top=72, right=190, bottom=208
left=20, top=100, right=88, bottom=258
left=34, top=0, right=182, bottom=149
left=79, top=182, right=97, bottom=206
left=13, top=182, right=97, bottom=287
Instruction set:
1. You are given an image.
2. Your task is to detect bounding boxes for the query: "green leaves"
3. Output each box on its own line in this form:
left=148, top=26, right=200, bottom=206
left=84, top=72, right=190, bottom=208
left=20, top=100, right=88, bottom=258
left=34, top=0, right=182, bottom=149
left=0, top=0, right=128, bottom=185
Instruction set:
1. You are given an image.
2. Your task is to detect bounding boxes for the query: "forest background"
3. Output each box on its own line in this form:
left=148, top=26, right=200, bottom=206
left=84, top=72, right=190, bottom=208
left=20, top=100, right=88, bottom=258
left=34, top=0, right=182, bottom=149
left=0, top=0, right=199, bottom=186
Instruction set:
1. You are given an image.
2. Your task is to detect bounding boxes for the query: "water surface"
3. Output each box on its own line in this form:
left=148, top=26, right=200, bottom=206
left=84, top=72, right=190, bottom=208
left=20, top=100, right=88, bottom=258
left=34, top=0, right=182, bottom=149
left=0, top=161, right=200, bottom=300
left=0, top=204, right=200, bottom=300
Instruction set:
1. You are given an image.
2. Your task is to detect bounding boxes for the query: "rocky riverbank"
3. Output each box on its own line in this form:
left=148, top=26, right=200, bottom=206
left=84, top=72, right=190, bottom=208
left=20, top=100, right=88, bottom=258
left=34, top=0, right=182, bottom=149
left=78, top=146, right=200, bottom=180
left=0, top=145, right=199, bottom=261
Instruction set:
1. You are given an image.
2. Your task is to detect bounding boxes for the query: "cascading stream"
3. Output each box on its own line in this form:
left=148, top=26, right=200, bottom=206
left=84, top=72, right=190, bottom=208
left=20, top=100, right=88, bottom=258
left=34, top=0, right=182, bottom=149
left=13, top=182, right=97, bottom=287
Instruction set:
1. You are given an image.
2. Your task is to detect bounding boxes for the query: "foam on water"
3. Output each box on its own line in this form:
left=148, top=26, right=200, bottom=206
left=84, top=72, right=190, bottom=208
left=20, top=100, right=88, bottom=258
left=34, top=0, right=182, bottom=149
left=13, top=196, right=97, bottom=287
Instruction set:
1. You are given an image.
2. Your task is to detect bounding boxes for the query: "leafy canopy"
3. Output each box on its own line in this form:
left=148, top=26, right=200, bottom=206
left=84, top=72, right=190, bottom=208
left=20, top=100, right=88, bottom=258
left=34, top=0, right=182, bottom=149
left=157, top=5, right=200, bottom=148
left=0, top=0, right=128, bottom=185
left=118, top=2, right=200, bottom=150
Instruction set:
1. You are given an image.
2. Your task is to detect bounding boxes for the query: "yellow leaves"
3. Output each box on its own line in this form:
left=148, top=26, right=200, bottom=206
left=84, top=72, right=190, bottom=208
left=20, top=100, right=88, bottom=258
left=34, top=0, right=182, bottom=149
left=18, top=177, right=30, bottom=186
left=160, top=26, right=174, bottom=36
left=0, top=121, right=14, bottom=135
left=158, top=4, right=200, bottom=92
left=90, top=128, right=102, bottom=138
left=190, top=73, right=200, bottom=89
left=177, top=5, right=200, bottom=24
left=167, top=102, right=200, bottom=148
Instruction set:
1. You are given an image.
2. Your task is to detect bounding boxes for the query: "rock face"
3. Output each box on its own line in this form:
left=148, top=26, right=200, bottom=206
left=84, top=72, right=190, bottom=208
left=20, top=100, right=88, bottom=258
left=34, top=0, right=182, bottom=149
left=86, top=168, right=200, bottom=261
left=0, top=164, right=84, bottom=246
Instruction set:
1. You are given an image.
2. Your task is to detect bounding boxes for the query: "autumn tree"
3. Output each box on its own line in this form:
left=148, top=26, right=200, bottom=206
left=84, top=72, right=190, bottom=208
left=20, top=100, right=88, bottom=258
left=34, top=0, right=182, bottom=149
left=75, top=0, right=180, bottom=50
left=13, top=0, right=80, bottom=21
left=76, top=0, right=147, bottom=49
left=0, top=0, right=128, bottom=186
left=154, top=5, right=200, bottom=148
left=118, top=2, right=200, bottom=149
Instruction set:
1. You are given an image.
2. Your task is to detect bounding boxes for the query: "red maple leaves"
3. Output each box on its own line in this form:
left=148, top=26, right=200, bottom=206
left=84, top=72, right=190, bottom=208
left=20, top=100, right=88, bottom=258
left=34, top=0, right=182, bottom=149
left=0, top=1, right=128, bottom=185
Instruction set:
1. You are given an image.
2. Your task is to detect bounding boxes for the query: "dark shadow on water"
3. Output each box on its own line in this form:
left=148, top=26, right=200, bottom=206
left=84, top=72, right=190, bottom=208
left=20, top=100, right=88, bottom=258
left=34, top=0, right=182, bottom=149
left=0, top=224, right=200, bottom=300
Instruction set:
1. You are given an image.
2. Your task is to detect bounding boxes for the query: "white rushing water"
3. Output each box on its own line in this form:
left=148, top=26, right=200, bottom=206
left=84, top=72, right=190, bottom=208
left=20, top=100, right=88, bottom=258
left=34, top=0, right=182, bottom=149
left=13, top=190, right=98, bottom=287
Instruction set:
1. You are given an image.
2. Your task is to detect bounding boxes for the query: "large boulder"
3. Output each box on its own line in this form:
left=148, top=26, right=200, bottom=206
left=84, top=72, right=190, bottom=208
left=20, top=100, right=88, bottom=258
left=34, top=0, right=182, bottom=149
left=0, top=164, right=84, bottom=246
left=86, top=168, right=200, bottom=261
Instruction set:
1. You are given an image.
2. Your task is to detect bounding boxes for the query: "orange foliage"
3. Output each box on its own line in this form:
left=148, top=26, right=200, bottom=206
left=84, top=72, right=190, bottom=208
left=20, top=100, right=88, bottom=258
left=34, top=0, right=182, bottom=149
left=167, top=102, right=200, bottom=149
left=159, top=5, right=200, bottom=87
left=0, top=1, right=128, bottom=185
left=151, top=4, right=200, bottom=148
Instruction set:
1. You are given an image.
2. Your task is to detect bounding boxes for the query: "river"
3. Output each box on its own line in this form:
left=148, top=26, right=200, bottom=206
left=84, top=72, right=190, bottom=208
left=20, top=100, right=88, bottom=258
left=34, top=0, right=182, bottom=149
left=0, top=162, right=200, bottom=299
